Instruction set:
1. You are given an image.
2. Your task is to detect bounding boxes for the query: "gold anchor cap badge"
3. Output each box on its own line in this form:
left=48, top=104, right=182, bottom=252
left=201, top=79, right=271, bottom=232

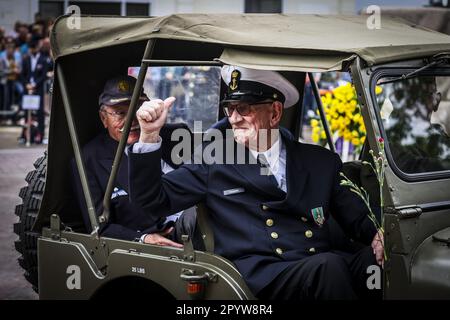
left=229, top=69, right=241, bottom=91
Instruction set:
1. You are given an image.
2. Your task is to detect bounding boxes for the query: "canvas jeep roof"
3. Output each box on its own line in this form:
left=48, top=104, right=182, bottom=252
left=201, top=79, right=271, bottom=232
left=52, top=13, right=450, bottom=72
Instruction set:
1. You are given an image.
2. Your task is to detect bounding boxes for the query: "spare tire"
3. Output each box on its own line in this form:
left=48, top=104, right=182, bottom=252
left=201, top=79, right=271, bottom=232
left=13, top=152, right=46, bottom=293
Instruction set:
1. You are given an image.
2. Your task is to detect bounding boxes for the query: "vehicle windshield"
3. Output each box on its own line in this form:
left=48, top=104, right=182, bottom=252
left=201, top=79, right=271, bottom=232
left=375, top=75, right=450, bottom=175
left=129, top=66, right=221, bottom=132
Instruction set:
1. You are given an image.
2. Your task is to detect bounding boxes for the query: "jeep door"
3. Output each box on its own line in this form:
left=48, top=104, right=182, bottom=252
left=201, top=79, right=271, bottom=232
left=352, top=56, right=450, bottom=299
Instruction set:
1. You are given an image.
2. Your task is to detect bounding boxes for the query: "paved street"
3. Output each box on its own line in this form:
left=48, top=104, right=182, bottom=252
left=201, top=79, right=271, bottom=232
left=0, top=126, right=41, bottom=300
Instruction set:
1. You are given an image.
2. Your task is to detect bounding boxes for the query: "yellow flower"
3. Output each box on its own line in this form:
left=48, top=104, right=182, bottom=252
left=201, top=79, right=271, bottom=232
left=331, top=120, right=339, bottom=131
left=344, top=132, right=353, bottom=141
left=331, top=99, right=339, bottom=109
left=352, top=138, right=360, bottom=146
left=375, top=86, right=383, bottom=95
left=334, top=92, right=344, bottom=101
left=320, top=131, right=326, bottom=139
left=360, top=125, right=366, bottom=134
left=312, top=126, right=320, bottom=134
left=347, top=104, right=356, bottom=114
left=310, top=119, right=319, bottom=127
left=352, top=130, right=359, bottom=137
left=360, top=136, right=366, bottom=144
left=311, top=133, right=319, bottom=143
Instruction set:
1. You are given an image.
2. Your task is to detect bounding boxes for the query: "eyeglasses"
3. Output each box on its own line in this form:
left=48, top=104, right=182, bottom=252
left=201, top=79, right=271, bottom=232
left=222, top=101, right=272, bottom=117
left=101, top=109, right=128, bottom=121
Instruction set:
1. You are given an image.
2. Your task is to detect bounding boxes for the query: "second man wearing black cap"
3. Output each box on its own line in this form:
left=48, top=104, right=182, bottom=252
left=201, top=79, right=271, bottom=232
left=71, top=75, right=196, bottom=247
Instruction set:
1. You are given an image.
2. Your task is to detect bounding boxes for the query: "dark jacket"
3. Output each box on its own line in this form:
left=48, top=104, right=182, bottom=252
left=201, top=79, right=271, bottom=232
left=72, top=132, right=170, bottom=240
left=21, top=53, right=48, bottom=91
left=128, top=130, right=377, bottom=294
left=72, top=123, right=195, bottom=241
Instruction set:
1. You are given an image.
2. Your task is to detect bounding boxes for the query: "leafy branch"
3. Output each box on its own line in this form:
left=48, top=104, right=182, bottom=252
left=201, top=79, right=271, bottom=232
left=340, top=137, right=387, bottom=261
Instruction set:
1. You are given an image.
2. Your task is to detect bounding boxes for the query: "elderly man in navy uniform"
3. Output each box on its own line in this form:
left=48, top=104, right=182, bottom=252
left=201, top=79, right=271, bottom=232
left=72, top=75, right=197, bottom=247
left=128, top=66, right=384, bottom=299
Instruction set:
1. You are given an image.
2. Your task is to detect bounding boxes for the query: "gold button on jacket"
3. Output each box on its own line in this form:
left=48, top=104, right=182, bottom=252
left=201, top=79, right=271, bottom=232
left=266, top=219, right=274, bottom=227
left=276, top=248, right=283, bottom=255
left=305, top=230, right=313, bottom=238
left=262, top=205, right=269, bottom=211
left=271, top=232, right=279, bottom=239
left=308, top=247, right=316, bottom=253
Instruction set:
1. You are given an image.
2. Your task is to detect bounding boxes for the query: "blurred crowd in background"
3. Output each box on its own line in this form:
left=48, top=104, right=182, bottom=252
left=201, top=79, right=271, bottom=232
left=0, top=14, right=54, bottom=144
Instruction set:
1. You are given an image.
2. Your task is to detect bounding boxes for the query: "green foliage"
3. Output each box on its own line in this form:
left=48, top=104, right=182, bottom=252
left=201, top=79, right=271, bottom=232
left=340, top=138, right=387, bottom=260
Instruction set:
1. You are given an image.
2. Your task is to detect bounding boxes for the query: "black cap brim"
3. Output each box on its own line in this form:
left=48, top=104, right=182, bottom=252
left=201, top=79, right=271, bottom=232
left=220, top=91, right=277, bottom=106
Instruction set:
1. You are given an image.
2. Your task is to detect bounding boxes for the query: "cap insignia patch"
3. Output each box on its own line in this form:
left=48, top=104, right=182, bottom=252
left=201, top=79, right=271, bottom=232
left=229, top=69, right=241, bottom=91
left=118, top=80, right=130, bottom=93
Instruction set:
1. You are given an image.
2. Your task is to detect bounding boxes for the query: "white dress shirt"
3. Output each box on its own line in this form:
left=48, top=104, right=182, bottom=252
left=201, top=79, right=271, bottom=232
left=30, top=53, right=40, bottom=85
left=249, top=136, right=287, bottom=193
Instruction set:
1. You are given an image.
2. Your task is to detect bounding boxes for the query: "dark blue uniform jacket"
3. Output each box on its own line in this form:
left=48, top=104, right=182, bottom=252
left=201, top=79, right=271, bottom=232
left=128, top=130, right=377, bottom=294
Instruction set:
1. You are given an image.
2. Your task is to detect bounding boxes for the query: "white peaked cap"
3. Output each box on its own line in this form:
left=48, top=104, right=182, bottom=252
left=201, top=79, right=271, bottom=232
left=221, top=65, right=300, bottom=108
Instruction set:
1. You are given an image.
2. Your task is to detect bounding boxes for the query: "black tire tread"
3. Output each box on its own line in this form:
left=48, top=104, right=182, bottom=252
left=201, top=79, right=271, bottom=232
left=13, top=152, right=47, bottom=293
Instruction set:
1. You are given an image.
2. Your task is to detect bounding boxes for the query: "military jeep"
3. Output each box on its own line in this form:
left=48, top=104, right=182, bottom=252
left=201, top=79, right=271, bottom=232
left=13, top=13, right=450, bottom=299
